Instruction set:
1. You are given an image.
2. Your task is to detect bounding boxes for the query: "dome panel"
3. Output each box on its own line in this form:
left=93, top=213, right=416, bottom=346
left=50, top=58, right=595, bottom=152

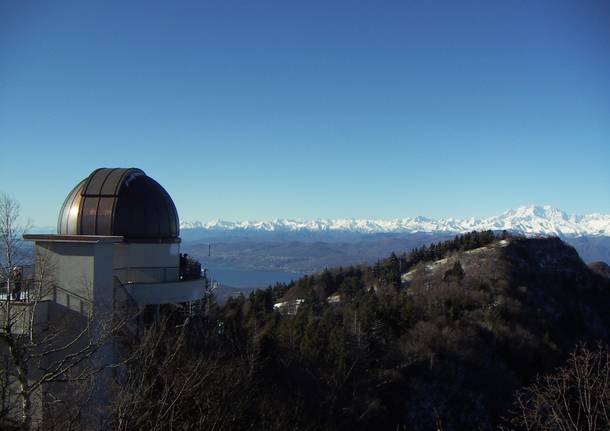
left=57, top=179, right=85, bottom=235
left=57, top=168, right=179, bottom=241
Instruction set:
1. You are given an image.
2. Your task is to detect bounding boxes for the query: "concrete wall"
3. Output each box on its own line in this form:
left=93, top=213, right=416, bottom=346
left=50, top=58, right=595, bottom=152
left=36, top=241, right=96, bottom=302
left=123, top=278, right=206, bottom=305
left=0, top=301, right=50, bottom=335
left=0, top=301, right=94, bottom=429
left=34, top=241, right=116, bottom=320
left=93, top=242, right=115, bottom=315
left=113, top=242, right=180, bottom=283
left=33, top=243, right=116, bottom=426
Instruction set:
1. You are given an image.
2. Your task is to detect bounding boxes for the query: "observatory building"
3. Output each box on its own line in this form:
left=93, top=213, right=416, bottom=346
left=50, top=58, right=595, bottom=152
left=2, top=168, right=206, bottom=427
left=23, top=167, right=206, bottom=317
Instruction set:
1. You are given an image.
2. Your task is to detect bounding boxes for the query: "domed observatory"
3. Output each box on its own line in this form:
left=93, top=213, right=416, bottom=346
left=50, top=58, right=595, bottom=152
left=57, top=168, right=179, bottom=240
left=25, top=168, right=206, bottom=313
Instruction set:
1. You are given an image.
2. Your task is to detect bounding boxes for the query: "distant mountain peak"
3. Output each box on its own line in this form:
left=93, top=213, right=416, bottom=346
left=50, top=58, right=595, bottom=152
left=181, top=206, right=610, bottom=237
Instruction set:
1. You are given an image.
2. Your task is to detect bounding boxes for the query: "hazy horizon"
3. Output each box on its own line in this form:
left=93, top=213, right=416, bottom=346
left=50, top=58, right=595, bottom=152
left=24, top=204, right=610, bottom=234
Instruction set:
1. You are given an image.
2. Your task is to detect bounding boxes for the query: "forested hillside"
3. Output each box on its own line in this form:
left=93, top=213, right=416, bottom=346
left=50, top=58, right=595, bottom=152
left=109, top=233, right=610, bottom=431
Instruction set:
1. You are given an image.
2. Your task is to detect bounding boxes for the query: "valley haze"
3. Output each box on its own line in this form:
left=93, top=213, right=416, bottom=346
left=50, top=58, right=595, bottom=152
left=180, top=205, right=610, bottom=278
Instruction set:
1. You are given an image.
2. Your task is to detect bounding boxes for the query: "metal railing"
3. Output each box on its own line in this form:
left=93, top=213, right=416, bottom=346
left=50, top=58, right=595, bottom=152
left=0, top=278, right=92, bottom=316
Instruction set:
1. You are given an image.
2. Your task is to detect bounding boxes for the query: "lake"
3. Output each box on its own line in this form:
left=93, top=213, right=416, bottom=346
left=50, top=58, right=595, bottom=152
left=205, top=265, right=306, bottom=288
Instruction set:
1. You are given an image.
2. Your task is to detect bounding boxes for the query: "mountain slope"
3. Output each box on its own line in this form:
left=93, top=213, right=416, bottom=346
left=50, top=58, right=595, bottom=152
left=262, top=235, right=610, bottom=430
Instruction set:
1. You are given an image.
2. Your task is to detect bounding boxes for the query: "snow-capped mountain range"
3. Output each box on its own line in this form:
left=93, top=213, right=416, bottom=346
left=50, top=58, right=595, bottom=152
left=181, top=205, right=610, bottom=237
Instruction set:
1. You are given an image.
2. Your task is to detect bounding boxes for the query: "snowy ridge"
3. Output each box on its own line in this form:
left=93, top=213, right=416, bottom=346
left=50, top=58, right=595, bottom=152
left=181, top=205, right=610, bottom=237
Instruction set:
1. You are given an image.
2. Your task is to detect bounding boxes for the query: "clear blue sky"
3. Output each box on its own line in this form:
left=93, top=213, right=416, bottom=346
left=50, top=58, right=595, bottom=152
left=1, top=0, right=609, bottom=227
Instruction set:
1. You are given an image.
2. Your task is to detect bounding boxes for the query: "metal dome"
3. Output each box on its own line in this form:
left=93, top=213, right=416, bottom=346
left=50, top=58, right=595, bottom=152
left=57, top=168, right=180, bottom=241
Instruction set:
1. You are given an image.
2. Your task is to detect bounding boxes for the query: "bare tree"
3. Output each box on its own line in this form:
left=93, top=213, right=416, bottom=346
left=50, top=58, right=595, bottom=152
left=106, top=314, right=255, bottom=431
left=504, top=343, right=610, bottom=431
left=0, top=193, right=34, bottom=428
left=0, top=194, right=122, bottom=430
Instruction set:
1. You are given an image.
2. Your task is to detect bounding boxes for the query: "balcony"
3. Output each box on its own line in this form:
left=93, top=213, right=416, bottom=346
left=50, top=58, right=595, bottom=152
left=119, top=277, right=207, bottom=305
